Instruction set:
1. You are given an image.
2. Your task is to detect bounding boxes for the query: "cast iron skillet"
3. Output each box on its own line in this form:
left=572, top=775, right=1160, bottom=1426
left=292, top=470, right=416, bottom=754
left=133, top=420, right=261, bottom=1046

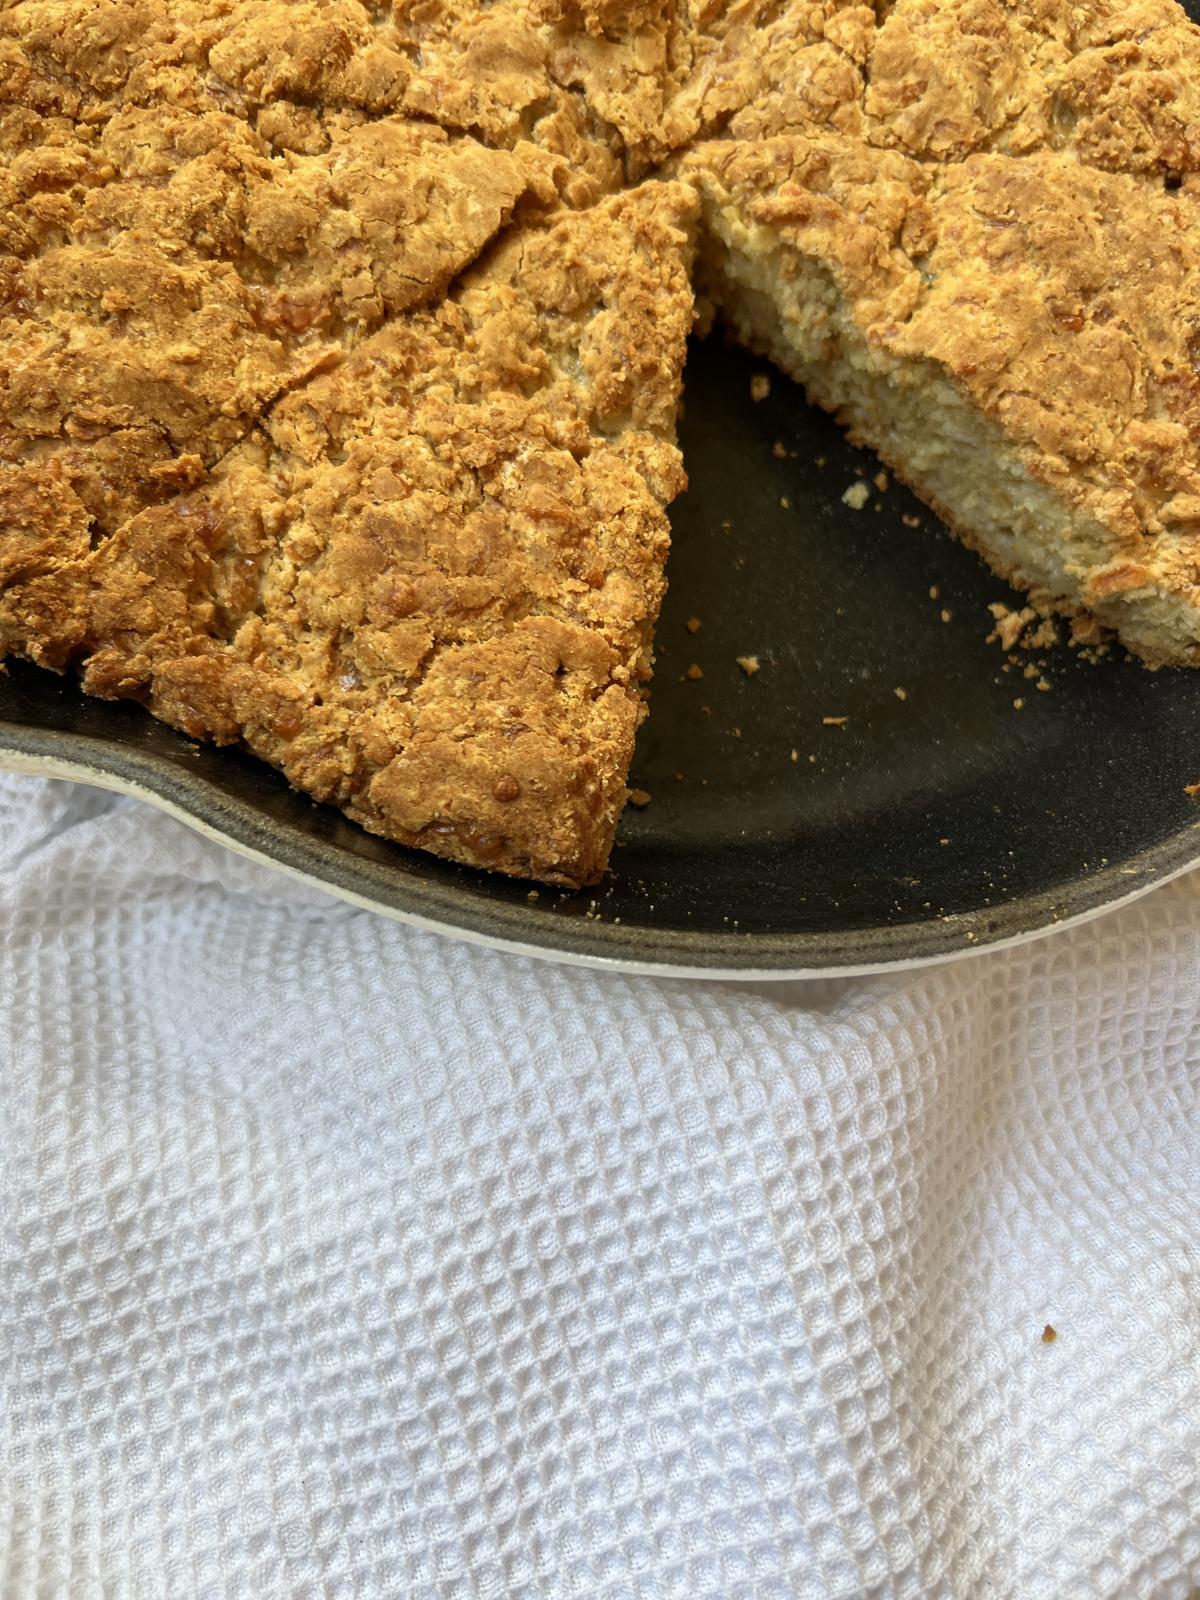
left=3, top=335, right=1199, bottom=977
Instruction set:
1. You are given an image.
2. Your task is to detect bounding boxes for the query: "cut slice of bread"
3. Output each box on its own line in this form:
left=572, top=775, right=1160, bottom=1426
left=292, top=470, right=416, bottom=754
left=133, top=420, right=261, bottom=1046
left=2, top=181, right=697, bottom=886
left=6, top=0, right=1200, bottom=886
left=682, top=127, right=1200, bottom=667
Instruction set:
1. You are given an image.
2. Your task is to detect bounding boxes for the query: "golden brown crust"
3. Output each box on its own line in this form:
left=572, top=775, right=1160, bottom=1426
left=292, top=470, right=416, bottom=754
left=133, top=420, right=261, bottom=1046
left=0, top=0, right=569, bottom=632
left=865, top=0, right=1200, bottom=170
left=8, top=0, right=1200, bottom=884
left=883, top=153, right=1200, bottom=554
left=672, top=0, right=1200, bottom=168
left=3, top=180, right=697, bottom=884
left=1, top=0, right=631, bottom=198
left=680, top=0, right=1200, bottom=663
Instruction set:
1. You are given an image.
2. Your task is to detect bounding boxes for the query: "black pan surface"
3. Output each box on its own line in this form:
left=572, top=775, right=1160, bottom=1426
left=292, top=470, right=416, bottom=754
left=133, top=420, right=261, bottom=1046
left=3, top=335, right=1199, bottom=975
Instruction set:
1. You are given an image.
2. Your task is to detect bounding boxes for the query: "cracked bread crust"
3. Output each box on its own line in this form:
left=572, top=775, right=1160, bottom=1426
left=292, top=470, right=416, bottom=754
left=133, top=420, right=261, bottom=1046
left=0, top=40, right=545, bottom=564
left=8, top=0, right=1200, bottom=886
left=0, top=0, right=706, bottom=886
left=1, top=0, right=648, bottom=184
left=680, top=0, right=1200, bottom=665
left=3, top=180, right=697, bottom=885
left=672, top=0, right=1200, bottom=167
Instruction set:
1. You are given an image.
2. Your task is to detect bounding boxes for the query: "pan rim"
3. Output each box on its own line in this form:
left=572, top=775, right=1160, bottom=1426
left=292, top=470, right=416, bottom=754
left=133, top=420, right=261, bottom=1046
left=1, top=719, right=1195, bottom=981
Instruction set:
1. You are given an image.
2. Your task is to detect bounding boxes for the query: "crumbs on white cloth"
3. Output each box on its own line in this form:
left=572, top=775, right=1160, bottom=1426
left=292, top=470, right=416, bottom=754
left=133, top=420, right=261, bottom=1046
left=1, top=772, right=1199, bottom=1600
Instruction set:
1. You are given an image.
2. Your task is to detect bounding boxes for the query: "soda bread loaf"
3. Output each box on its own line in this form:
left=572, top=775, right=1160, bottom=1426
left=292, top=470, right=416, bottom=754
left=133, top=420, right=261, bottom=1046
left=3, top=0, right=1200, bottom=883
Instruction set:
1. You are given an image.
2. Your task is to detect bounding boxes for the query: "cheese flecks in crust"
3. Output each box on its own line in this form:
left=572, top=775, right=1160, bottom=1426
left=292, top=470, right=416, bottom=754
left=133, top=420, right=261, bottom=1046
left=3, top=182, right=697, bottom=886
left=7, top=0, right=1200, bottom=886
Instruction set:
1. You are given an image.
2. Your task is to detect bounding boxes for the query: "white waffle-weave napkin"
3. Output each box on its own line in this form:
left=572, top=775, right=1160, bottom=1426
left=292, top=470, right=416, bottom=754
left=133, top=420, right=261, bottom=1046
left=1, top=772, right=1197, bottom=1599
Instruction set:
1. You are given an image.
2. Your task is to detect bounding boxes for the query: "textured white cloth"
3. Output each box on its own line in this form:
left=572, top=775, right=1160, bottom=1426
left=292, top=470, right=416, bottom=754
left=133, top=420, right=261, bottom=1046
left=1, top=771, right=1198, bottom=1600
